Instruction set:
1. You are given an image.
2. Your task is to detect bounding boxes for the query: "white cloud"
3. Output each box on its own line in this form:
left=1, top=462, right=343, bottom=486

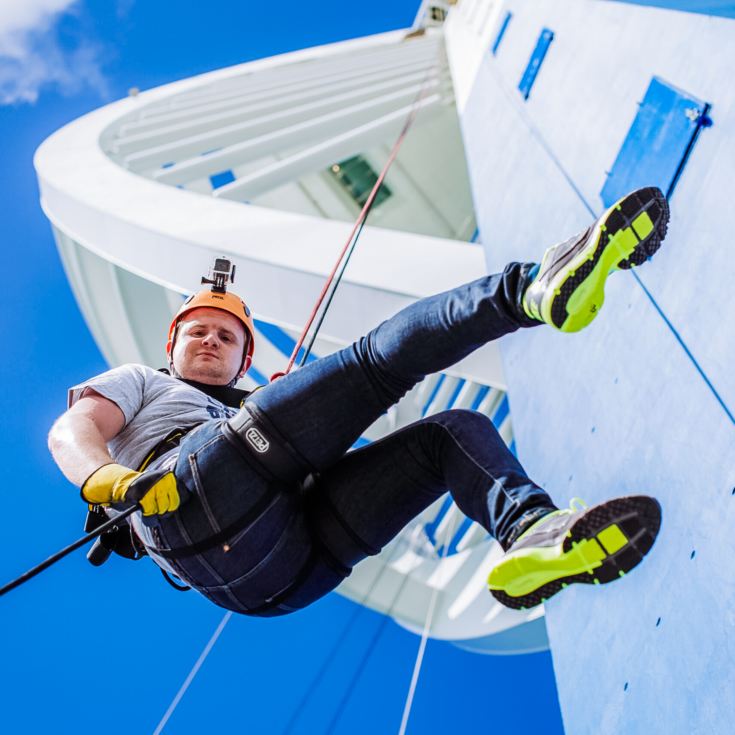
left=0, top=0, right=108, bottom=105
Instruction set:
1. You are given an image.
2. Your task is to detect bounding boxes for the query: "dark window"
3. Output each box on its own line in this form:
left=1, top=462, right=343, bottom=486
left=429, top=6, right=448, bottom=22
left=491, top=11, right=512, bottom=55
left=329, top=155, right=392, bottom=208
left=601, top=77, right=712, bottom=206
left=518, top=28, right=554, bottom=100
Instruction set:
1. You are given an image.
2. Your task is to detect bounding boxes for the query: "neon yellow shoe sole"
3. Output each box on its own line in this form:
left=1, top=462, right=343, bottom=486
left=488, top=496, right=662, bottom=610
left=523, top=187, right=670, bottom=333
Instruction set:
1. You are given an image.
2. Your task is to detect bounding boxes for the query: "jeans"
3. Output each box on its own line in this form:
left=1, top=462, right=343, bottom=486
left=146, top=262, right=557, bottom=616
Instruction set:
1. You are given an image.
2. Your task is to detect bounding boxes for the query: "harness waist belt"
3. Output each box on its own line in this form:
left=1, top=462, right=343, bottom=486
left=146, top=404, right=314, bottom=560
left=221, top=402, right=312, bottom=485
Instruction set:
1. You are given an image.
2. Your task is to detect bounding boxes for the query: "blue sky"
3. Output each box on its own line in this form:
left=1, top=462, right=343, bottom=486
left=0, top=2, right=563, bottom=733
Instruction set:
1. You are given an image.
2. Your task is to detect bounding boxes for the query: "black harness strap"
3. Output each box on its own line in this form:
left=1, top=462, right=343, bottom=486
left=139, top=428, right=191, bottom=471
left=175, top=376, right=250, bottom=408
left=145, top=404, right=311, bottom=560
left=222, top=402, right=314, bottom=484
left=87, top=377, right=336, bottom=609
left=146, top=488, right=278, bottom=559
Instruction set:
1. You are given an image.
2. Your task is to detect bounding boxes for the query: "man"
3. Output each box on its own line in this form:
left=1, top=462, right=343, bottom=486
left=49, top=186, right=668, bottom=616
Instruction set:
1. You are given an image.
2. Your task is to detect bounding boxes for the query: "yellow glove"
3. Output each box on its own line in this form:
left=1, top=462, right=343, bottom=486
left=81, top=463, right=180, bottom=516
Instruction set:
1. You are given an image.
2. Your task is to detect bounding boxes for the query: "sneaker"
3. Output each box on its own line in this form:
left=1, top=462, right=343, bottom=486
left=487, top=495, right=661, bottom=610
left=523, top=187, right=670, bottom=332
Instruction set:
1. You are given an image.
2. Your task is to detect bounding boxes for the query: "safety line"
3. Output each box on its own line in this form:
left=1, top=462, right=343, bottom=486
left=320, top=535, right=419, bottom=735
left=157, top=538, right=412, bottom=735
left=298, top=197, right=370, bottom=368
left=397, top=516, right=456, bottom=735
left=284, top=399, right=472, bottom=728
left=323, top=598, right=403, bottom=735
left=280, top=605, right=368, bottom=734
left=283, top=64, right=440, bottom=375
left=484, top=58, right=735, bottom=427
left=152, top=611, right=232, bottom=735
left=0, top=503, right=140, bottom=597
left=295, top=523, right=450, bottom=734
left=281, top=536, right=408, bottom=734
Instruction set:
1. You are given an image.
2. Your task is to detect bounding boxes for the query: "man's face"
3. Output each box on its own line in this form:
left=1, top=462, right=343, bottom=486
left=171, top=307, right=248, bottom=385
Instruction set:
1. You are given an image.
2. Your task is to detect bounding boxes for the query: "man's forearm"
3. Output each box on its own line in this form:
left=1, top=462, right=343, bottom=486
left=50, top=409, right=180, bottom=517
left=48, top=413, right=116, bottom=487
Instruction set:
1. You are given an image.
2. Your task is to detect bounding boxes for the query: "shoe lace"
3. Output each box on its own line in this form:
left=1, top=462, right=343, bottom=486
left=536, top=497, right=588, bottom=524
left=515, top=497, right=588, bottom=542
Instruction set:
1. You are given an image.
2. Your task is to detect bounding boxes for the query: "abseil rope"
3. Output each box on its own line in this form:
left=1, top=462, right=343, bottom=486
left=285, top=513, right=457, bottom=735
left=281, top=534, right=412, bottom=735
left=325, top=517, right=456, bottom=735
left=280, top=65, right=439, bottom=374
left=321, top=530, right=424, bottom=735
left=397, top=513, right=457, bottom=735
left=153, top=611, right=233, bottom=735
left=0, top=504, right=140, bottom=597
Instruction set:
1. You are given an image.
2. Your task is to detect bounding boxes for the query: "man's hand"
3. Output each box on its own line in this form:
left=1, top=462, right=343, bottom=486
left=81, top=463, right=180, bottom=516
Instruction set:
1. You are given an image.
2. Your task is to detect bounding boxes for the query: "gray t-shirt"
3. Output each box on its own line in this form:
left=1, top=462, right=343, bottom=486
left=68, top=363, right=240, bottom=473
left=70, top=364, right=244, bottom=569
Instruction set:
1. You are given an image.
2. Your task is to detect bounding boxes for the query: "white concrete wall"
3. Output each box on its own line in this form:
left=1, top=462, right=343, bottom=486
left=448, top=0, right=735, bottom=732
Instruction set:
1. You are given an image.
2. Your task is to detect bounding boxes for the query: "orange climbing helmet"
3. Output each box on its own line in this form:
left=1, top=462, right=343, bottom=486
left=166, top=258, right=256, bottom=374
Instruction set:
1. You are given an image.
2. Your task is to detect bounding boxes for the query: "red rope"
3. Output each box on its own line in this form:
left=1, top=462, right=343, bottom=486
left=271, top=68, right=437, bottom=381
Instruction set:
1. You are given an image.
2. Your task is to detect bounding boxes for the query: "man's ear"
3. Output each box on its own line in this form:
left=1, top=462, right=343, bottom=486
left=239, top=355, right=252, bottom=378
left=238, top=332, right=252, bottom=379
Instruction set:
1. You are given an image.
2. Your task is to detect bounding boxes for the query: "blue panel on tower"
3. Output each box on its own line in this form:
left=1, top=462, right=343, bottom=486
left=518, top=28, right=554, bottom=100
left=606, top=1, right=735, bottom=19
left=209, top=169, right=235, bottom=189
left=600, top=77, right=711, bottom=206
left=491, top=11, right=512, bottom=55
